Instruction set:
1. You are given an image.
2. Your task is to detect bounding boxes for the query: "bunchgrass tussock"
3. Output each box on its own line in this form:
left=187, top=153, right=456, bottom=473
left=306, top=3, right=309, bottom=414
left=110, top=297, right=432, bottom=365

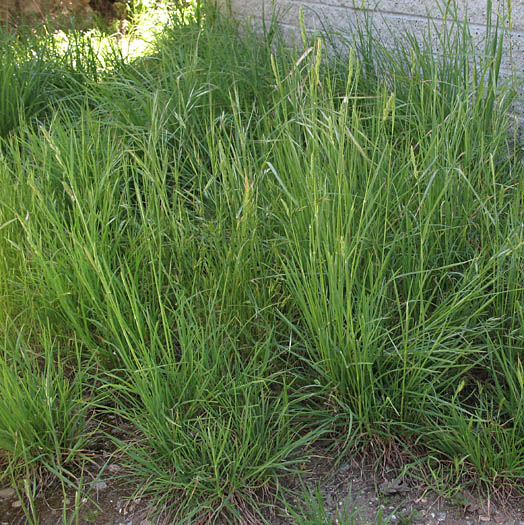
left=103, top=294, right=327, bottom=522
left=0, top=321, right=97, bottom=486
left=0, top=31, right=50, bottom=138
left=1, top=0, right=523, bottom=521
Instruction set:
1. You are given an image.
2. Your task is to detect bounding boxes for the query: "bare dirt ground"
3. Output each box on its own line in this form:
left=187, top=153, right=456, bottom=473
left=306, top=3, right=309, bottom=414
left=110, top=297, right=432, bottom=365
left=278, top=453, right=524, bottom=525
left=2, top=450, right=524, bottom=524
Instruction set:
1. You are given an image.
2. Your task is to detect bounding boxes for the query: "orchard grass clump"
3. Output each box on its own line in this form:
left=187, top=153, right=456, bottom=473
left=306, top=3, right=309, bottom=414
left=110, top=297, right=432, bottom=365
left=0, top=0, right=523, bottom=521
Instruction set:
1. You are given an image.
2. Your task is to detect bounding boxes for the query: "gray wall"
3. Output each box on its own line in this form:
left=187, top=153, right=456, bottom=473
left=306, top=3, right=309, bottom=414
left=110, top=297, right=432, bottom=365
left=219, top=0, right=523, bottom=118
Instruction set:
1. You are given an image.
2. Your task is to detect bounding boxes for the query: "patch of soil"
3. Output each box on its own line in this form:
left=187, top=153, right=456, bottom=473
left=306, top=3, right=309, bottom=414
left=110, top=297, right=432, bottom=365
left=0, top=467, right=157, bottom=525
left=2, top=451, right=524, bottom=524
left=274, top=450, right=524, bottom=525
left=5, top=0, right=124, bottom=31
left=89, top=0, right=119, bottom=21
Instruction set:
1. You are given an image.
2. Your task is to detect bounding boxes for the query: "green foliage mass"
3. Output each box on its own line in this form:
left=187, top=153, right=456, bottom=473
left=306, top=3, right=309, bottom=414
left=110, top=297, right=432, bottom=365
left=0, top=1, right=523, bottom=521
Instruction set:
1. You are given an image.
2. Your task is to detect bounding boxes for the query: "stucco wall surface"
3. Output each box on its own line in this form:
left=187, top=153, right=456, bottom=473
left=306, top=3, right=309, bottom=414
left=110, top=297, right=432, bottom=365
left=220, top=0, right=523, bottom=109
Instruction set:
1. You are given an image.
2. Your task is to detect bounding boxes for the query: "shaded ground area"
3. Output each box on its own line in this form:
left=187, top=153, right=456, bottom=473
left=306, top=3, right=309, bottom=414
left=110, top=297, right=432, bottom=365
left=4, top=0, right=125, bottom=30
left=279, top=453, right=524, bottom=525
left=2, top=452, right=524, bottom=524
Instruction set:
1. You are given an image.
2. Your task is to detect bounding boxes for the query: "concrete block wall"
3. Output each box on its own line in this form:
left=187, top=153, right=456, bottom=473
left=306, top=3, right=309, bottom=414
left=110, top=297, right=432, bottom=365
left=218, top=0, right=524, bottom=118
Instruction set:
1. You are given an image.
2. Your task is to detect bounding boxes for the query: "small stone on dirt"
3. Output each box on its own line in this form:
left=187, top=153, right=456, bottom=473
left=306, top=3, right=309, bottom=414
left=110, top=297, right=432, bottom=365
left=94, top=481, right=108, bottom=490
left=0, top=488, right=15, bottom=499
left=379, top=478, right=410, bottom=495
left=11, top=500, right=22, bottom=509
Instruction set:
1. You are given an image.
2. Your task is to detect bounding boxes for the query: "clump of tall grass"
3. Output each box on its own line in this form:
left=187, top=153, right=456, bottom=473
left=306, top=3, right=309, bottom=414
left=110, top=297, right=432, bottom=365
left=0, top=30, right=51, bottom=138
left=271, top=1, right=524, bottom=484
left=0, top=0, right=523, bottom=521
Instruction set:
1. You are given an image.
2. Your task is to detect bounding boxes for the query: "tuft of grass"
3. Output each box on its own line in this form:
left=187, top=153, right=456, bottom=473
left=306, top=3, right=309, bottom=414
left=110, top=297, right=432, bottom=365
left=105, top=296, right=326, bottom=522
left=0, top=322, right=98, bottom=489
left=0, top=31, right=51, bottom=138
